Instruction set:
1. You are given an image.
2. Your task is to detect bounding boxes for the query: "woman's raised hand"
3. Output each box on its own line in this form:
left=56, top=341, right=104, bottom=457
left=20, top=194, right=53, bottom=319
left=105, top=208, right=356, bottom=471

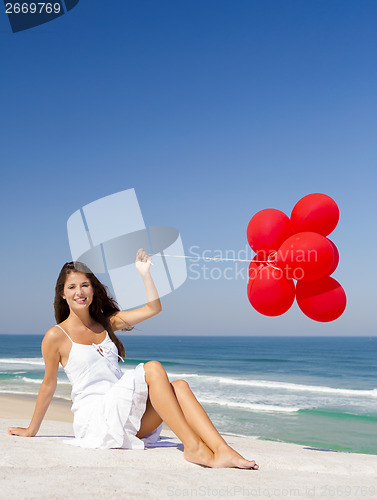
left=135, top=248, right=152, bottom=276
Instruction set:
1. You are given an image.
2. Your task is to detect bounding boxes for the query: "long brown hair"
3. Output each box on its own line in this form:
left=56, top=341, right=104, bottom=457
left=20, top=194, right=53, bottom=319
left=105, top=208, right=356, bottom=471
left=54, top=261, right=131, bottom=359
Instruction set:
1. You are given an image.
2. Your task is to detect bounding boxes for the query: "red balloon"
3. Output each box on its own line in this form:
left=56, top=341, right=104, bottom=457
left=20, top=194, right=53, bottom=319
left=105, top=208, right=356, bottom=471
left=248, top=255, right=267, bottom=297
left=248, top=261, right=262, bottom=283
left=247, top=277, right=253, bottom=300
left=275, top=232, right=334, bottom=282
left=247, top=265, right=296, bottom=316
left=248, top=252, right=269, bottom=283
left=247, top=209, right=293, bottom=253
left=291, top=193, right=339, bottom=236
left=327, top=239, right=339, bottom=275
left=296, top=276, right=346, bottom=322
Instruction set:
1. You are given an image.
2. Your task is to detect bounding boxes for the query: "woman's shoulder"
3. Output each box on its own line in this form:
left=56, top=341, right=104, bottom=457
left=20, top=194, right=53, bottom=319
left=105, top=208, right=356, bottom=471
left=44, top=324, right=67, bottom=344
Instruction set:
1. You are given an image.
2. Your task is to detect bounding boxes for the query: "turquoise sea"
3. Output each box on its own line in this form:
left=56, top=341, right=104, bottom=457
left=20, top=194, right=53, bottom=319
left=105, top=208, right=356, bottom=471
left=1, top=335, right=376, bottom=455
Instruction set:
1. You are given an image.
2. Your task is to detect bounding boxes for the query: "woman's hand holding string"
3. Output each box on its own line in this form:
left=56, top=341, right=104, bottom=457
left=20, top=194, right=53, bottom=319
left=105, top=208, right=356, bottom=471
left=135, top=248, right=152, bottom=277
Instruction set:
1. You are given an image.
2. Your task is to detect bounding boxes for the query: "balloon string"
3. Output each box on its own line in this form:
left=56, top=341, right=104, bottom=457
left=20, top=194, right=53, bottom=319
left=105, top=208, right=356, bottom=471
left=161, top=254, right=275, bottom=264
left=266, top=251, right=281, bottom=270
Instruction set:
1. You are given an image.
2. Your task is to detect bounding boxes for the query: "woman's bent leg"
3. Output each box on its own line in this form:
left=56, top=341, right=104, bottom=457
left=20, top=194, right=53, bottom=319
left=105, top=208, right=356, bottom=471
left=141, top=361, right=215, bottom=467
left=139, top=361, right=258, bottom=469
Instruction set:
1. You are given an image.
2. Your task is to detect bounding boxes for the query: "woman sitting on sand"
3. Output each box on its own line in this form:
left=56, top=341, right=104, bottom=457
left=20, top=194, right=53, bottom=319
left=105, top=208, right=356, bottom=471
left=8, top=249, right=258, bottom=469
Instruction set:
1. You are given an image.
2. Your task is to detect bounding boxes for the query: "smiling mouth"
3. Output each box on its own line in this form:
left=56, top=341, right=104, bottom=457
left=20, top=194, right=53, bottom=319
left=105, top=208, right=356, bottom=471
left=75, top=298, right=87, bottom=304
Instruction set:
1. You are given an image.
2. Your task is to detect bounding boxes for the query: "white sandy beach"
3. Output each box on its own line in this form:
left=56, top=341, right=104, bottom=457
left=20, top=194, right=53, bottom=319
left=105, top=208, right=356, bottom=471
left=1, top=395, right=376, bottom=499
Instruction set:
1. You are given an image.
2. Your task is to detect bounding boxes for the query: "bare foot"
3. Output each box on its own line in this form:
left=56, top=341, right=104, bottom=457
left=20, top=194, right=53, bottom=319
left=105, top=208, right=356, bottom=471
left=213, top=444, right=259, bottom=469
left=184, top=439, right=215, bottom=467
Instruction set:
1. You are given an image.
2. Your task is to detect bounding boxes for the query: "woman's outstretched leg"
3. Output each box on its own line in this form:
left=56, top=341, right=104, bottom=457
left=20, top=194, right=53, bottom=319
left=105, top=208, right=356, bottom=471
left=171, top=379, right=258, bottom=469
left=140, top=361, right=215, bottom=467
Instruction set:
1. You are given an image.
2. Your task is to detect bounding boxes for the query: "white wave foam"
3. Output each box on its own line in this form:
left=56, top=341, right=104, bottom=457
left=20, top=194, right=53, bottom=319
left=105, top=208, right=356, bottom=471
left=217, top=378, right=377, bottom=398
left=0, top=389, right=71, bottom=401
left=21, top=377, right=71, bottom=386
left=199, top=398, right=301, bottom=413
left=166, top=372, right=201, bottom=379
left=0, top=389, right=39, bottom=397
left=21, top=377, right=43, bottom=384
left=0, top=358, right=44, bottom=366
left=166, top=371, right=377, bottom=398
left=221, top=431, right=260, bottom=439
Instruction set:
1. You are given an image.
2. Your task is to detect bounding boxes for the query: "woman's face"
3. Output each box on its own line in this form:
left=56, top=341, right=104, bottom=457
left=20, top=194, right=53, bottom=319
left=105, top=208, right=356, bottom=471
left=62, top=272, right=94, bottom=311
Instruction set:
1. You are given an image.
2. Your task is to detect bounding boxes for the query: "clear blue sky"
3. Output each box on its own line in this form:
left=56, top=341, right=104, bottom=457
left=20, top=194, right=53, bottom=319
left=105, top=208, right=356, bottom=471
left=0, top=0, right=376, bottom=335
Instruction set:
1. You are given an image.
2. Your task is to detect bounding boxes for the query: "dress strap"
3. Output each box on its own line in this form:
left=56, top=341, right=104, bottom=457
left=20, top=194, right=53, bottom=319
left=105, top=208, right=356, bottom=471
left=55, top=324, right=74, bottom=344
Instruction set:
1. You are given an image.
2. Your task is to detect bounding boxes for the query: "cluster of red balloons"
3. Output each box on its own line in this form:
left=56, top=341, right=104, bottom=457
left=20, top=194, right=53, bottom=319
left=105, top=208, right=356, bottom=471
left=246, top=193, right=346, bottom=322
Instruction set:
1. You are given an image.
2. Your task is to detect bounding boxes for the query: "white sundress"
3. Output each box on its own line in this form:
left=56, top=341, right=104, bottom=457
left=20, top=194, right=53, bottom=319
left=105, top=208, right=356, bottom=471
left=56, top=324, right=162, bottom=449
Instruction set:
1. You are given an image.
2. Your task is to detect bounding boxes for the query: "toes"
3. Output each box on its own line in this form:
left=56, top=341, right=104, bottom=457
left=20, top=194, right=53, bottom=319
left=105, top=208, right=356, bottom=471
left=242, top=459, right=259, bottom=470
left=236, top=458, right=256, bottom=469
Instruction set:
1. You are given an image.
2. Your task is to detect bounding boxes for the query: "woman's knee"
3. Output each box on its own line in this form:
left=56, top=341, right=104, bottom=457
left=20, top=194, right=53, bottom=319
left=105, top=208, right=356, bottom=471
left=171, top=379, right=190, bottom=393
left=144, top=360, right=167, bottom=382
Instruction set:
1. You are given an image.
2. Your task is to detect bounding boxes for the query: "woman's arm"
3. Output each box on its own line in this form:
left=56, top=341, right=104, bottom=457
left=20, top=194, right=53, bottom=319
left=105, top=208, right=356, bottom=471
left=8, top=329, right=60, bottom=437
left=110, top=248, right=162, bottom=331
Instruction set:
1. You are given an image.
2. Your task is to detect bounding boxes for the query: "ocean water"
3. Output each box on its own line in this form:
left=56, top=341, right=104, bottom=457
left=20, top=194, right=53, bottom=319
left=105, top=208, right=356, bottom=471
left=1, top=334, right=376, bottom=455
